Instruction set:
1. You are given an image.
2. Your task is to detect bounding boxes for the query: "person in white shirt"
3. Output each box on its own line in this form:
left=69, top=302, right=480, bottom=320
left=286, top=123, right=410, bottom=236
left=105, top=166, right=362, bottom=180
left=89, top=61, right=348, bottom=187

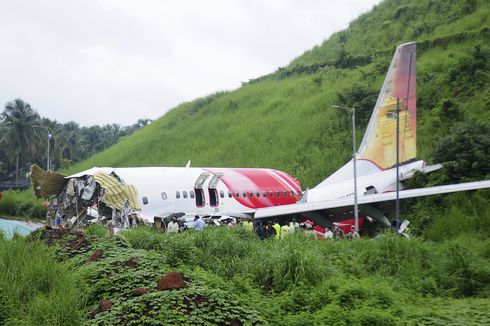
left=324, top=227, right=333, bottom=239
left=346, top=225, right=360, bottom=240
left=193, top=215, right=206, bottom=231
left=288, top=218, right=300, bottom=234
left=167, top=217, right=179, bottom=233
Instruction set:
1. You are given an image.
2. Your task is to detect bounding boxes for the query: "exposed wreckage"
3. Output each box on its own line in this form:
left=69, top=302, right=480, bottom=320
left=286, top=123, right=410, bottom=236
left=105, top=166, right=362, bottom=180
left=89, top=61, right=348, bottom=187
left=29, top=165, right=141, bottom=229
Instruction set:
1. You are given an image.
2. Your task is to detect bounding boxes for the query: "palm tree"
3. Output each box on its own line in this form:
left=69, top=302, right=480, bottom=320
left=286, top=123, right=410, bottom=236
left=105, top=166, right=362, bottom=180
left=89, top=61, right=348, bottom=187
left=0, top=99, right=42, bottom=186
left=61, top=121, right=80, bottom=162
left=79, top=126, right=104, bottom=158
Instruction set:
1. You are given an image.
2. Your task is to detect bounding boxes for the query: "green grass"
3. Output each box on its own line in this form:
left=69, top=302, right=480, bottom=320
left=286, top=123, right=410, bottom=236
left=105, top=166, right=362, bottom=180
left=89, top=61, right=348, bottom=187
left=0, top=236, right=86, bottom=325
left=0, top=190, right=46, bottom=220
left=20, top=225, right=489, bottom=325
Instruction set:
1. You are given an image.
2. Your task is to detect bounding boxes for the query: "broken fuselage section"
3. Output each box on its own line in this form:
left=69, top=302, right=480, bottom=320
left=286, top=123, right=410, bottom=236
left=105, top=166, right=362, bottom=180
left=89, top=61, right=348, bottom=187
left=29, top=165, right=141, bottom=229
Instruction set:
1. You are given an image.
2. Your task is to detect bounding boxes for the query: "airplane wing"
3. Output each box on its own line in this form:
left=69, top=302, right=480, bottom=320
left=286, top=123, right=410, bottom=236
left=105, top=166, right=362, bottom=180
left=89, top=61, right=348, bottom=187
left=254, top=180, right=490, bottom=219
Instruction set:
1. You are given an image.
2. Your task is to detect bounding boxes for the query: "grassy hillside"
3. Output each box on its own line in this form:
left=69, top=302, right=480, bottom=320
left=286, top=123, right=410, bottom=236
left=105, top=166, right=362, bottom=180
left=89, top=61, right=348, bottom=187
left=0, top=225, right=486, bottom=325
left=2, top=1, right=490, bottom=325
left=68, top=0, right=490, bottom=190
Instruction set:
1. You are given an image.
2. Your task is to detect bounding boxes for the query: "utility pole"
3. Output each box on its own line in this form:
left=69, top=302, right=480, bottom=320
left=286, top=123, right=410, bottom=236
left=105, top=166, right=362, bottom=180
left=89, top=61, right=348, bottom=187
left=47, top=132, right=52, bottom=171
left=395, top=97, right=400, bottom=230
left=387, top=98, right=401, bottom=231
left=332, top=105, right=358, bottom=232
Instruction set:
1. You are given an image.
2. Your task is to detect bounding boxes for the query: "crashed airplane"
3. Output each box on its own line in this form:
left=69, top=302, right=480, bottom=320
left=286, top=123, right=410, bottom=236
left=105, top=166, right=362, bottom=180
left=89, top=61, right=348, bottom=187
left=29, top=42, right=490, bottom=230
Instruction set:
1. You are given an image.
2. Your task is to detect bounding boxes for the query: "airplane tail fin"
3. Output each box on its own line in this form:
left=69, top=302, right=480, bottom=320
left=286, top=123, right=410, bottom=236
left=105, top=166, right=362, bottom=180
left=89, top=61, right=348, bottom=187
left=357, top=42, right=417, bottom=169
left=316, top=42, right=417, bottom=188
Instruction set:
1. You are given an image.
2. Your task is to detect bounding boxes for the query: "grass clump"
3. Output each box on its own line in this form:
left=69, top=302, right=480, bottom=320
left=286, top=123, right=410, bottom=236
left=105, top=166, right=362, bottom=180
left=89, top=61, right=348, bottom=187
left=0, top=190, right=46, bottom=220
left=0, top=236, right=86, bottom=325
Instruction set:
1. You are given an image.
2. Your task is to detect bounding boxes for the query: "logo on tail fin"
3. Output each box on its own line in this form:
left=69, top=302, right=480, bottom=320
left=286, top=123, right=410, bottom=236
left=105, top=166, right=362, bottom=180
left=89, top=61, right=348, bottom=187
left=357, top=42, right=417, bottom=169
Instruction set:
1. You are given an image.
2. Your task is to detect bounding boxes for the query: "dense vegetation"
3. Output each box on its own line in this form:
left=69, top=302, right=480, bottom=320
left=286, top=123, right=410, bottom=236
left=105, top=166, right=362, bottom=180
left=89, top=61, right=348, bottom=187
left=1, top=0, right=489, bottom=324
left=0, top=98, right=151, bottom=187
left=1, top=223, right=488, bottom=325
left=0, top=190, right=46, bottom=220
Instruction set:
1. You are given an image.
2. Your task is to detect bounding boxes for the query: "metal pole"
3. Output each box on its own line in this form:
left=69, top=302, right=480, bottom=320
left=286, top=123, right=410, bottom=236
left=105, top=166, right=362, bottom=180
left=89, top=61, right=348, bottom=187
left=332, top=105, right=358, bottom=232
left=352, top=108, right=359, bottom=232
left=395, top=98, right=400, bottom=230
left=47, top=132, right=51, bottom=171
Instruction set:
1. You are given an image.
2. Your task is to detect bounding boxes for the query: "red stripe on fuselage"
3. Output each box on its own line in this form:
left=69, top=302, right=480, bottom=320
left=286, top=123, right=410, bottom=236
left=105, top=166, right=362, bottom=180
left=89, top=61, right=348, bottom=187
left=205, top=168, right=301, bottom=209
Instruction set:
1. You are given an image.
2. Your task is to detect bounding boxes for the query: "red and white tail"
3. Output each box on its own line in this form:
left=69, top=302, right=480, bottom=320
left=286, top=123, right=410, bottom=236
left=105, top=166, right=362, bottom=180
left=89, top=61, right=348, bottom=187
left=317, top=42, right=417, bottom=188
left=357, top=42, right=417, bottom=169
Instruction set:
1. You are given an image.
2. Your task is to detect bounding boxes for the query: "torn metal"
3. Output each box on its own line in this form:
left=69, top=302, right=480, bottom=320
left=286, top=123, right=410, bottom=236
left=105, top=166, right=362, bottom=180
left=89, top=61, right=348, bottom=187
left=29, top=164, right=141, bottom=229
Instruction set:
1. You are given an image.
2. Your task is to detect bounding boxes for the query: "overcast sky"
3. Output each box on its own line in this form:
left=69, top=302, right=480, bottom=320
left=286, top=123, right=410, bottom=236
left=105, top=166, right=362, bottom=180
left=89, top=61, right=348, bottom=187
left=0, top=0, right=381, bottom=126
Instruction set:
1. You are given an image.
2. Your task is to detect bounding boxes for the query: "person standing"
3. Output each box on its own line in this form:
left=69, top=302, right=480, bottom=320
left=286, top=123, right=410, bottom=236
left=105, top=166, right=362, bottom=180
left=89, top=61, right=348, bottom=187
left=346, top=225, right=360, bottom=240
left=324, top=227, right=333, bottom=239
left=280, top=223, right=289, bottom=239
left=289, top=218, right=300, bottom=235
left=333, top=225, right=344, bottom=240
left=167, top=217, right=179, bottom=233
left=273, top=221, right=281, bottom=240
left=193, top=215, right=205, bottom=231
left=243, top=218, right=253, bottom=232
left=255, top=221, right=265, bottom=239
left=264, top=221, right=276, bottom=239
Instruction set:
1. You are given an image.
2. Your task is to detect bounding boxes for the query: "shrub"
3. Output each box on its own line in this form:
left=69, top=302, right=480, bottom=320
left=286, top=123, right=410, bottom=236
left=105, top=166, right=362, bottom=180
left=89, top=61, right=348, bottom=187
left=84, top=224, right=109, bottom=239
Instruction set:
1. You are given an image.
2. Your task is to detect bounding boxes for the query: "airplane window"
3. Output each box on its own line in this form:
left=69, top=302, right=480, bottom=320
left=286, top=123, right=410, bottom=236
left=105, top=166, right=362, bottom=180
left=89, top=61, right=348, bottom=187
left=242, top=192, right=247, bottom=197
left=220, top=190, right=225, bottom=198
left=262, top=192, right=267, bottom=197
left=277, top=191, right=281, bottom=197
left=249, top=192, right=254, bottom=198
left=235, top=192, right=240, bottom=197
left=269, top=191, right=274, bottom=197
left=183, top=191, right=188, bottom=199
left=142, top=196, right=148, bottom=205
left=256, top=192, right=260, bottom=197
left=190, top=191, right=195, bottom=198
left=228, top=191, right=232, bottom=198
left=161, top=192, right=167, bottom=200
left=290, top=191, right=294, bottom=196
left=284, top=191, right=288, bottom=197
left=176, top=191, right=180, bottom=199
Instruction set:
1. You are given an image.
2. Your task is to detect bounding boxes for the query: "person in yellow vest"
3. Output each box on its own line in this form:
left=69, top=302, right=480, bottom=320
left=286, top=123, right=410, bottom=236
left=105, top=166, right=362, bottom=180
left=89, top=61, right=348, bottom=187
left=280, top=223, right=289, bottom=239
left=242, top=218, right=254, bottom=232
left=273, top=220, right=281, bottom=240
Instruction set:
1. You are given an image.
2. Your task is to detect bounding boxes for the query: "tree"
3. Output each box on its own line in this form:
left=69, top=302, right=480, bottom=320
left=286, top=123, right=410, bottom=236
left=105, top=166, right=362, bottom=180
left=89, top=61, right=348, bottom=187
left=431, top=121, right=490, bottom=183
left=0, top=99, right=41, bottom=185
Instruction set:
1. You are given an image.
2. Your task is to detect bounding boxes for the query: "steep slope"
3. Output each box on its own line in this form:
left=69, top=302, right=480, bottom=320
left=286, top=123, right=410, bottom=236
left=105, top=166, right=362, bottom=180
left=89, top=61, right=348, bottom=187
left=68, top=0, right=490, bottom=190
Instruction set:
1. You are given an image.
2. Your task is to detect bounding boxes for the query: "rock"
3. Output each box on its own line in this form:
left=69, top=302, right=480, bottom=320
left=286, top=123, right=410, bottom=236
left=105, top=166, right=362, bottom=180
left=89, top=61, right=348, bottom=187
left=88, top=249, right=103, bottom=262
left=132, top=288, right=149, bottom=296
left=99, top=299, right=112, bottom=312
left=157, top=272, right=188, bottom=291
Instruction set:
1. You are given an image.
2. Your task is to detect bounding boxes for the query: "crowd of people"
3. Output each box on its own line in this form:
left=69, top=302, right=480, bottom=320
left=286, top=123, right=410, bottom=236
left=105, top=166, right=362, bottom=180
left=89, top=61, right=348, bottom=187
left=161, top=215, right=361, bottom=240
left=253, top=219, right=360, bottom=240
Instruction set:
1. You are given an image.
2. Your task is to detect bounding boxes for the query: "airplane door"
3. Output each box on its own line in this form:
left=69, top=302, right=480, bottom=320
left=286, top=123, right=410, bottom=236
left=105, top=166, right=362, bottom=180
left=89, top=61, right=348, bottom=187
left=208, top=173, right=224, bottom=207
left=194, top=172, right=210, bottom=207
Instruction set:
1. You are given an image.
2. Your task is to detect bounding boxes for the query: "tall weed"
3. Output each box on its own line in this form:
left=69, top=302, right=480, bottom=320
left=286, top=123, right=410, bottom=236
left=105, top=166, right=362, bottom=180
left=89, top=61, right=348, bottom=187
left=0, top=236, right=85, bottom=325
